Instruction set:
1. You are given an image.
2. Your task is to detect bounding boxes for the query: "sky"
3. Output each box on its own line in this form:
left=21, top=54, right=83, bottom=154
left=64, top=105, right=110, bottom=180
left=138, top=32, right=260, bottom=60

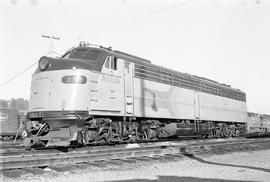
left=0, top=0, right=270, bottom=114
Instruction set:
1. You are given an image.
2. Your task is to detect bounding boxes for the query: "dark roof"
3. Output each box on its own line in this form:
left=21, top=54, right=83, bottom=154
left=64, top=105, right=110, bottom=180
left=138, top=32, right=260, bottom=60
left=102, top=47, right=245, bottom=94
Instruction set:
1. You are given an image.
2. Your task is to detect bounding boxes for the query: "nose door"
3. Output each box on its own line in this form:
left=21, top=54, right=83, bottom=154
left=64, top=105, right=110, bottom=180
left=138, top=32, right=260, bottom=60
left=29, top=76, right=51, bottom=110
left=123, top=61, right=134, bottom=116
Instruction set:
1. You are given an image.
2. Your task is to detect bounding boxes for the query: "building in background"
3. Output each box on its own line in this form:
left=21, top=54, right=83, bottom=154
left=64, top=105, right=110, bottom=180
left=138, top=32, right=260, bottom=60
left=0, top=98, right=28, bottom=138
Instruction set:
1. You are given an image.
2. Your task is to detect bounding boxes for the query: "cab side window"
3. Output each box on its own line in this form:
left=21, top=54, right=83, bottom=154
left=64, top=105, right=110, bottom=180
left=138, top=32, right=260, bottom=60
left=111, top=57, right=117, bottom=70
left=105, top=56, right=111, bottom=69
left=104, top=56, right=118, bottom=71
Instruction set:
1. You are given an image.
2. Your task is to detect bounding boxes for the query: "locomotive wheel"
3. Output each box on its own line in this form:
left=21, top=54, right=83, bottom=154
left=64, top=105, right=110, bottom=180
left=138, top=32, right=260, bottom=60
left=208, top=130, right=214, bottom=138
left=83, top=130, right=98, bottom=144
left=142, top=131, right=148, bottom=141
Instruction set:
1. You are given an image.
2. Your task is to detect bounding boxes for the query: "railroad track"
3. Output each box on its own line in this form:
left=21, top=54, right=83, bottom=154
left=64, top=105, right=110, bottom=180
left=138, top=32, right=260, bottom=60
left=0, top=137, right=243, bottom=155
left=0, top=137, right=257, bottom=154
left=1, top=137, right=270, bottom=170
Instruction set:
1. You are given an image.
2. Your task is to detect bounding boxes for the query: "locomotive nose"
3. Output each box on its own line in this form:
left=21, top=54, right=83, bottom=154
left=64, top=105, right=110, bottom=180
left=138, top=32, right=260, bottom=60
left=28, top=55, right=98, bottom=112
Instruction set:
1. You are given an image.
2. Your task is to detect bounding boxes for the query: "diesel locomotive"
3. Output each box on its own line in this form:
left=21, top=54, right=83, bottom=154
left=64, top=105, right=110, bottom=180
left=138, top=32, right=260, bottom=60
left=23, top=42, right=247, bottom=148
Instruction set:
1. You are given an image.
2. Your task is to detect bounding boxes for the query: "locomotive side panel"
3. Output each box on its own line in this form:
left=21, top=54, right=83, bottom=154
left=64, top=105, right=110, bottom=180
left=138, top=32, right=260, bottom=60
left=133, top=78, right=196, bottom=119
left=199, top=92, right=247, bottom=122
left=133, top=77, right=247, bottom=123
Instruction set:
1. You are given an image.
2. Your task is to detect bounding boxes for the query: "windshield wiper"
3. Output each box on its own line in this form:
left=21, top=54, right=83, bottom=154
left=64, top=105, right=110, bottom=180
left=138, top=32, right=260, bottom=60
left=81, top=49, right=92, bottom=57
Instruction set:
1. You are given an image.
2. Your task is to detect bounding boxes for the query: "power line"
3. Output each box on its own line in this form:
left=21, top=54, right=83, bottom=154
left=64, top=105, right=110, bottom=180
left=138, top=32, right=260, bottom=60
left=1, top=34, right=61, bottom=88
left=1, top=0, right=193, bottom=87
left=0, top=61, right=38, bottom=88
left=69, top=0, right=193, bottom=42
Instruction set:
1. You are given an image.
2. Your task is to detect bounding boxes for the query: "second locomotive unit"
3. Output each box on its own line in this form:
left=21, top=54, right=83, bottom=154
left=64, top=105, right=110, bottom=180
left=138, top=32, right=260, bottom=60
left=23, top=42, right=247, bottom=148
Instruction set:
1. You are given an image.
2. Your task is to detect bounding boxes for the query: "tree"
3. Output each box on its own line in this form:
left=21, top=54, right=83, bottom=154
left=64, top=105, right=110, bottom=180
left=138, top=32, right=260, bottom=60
left=0, top=99, right=8, bottom=109
left=8, top=98, right=29, bottom=111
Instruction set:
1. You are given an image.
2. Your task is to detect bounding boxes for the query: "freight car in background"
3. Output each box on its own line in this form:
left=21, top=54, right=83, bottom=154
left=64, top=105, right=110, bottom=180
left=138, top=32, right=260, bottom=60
left=0, top=108, right=26, bottom=139
left=246, top=112, right=270, bottom=137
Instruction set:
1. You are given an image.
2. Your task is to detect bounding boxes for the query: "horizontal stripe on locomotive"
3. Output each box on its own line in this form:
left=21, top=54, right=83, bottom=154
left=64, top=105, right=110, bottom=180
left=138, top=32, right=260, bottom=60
left=134, top=65, right=246, bottom=102
left=134, top=74, right=246, bottom=102
left=27, top=110, right=90, bottom=120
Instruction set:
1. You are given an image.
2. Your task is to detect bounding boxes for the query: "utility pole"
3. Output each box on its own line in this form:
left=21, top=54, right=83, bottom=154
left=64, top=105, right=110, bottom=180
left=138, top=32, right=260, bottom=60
left=41, top=34, right=60, bottom=56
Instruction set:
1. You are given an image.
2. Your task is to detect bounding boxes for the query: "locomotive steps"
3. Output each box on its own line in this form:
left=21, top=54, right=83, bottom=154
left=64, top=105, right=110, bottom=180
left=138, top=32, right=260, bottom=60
left=1, top=137, right=270, bottom=170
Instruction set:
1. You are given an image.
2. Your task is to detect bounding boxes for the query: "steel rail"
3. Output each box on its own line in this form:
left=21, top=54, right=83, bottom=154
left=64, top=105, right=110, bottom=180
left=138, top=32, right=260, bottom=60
left=0, top=137, right=268, bottom=157
left=0, top=145, right=178, bottom=170
left=1, top=138, right=270, bottom=170
left=0, top=137, right=257, bottom=155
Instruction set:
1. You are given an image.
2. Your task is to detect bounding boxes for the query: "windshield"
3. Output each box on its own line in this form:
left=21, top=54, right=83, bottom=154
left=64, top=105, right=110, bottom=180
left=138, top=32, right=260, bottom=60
left=69, top=48, right=100, bottom=62
left=62, top=51, right=71, bottom=59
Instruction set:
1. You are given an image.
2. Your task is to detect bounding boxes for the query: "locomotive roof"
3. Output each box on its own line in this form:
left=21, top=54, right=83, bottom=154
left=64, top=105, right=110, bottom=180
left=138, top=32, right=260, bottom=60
left=58, top=46, right=246, bottom=98
left=100, top=47, right=245, bottom=94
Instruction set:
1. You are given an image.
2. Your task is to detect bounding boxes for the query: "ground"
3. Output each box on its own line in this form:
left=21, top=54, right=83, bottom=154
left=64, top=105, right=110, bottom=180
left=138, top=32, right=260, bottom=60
left=1, top=149, right=270, bottom=182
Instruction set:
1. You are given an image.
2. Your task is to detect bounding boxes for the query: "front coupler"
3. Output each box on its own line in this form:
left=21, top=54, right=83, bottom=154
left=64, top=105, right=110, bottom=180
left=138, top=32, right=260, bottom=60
left=23, top=119, right=84, bottom=149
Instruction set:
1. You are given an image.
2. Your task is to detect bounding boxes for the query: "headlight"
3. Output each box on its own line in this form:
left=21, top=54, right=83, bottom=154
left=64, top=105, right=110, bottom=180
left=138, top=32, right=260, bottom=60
left=39, top=57, right=49, bottom=71
left=62, top=75, right=87, bottom=84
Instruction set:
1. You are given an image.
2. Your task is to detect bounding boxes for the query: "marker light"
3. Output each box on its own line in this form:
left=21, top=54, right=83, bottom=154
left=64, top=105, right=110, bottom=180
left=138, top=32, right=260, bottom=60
left=39, top=57, right=49, bottom=71
left=62, top=75, right=87, bottom=84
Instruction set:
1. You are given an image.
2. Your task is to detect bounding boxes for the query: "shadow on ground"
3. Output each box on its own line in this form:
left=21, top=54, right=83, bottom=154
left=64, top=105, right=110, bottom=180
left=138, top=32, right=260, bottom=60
left=180, top=148, right=270, bottom=173
left=110, top=175, right=259, bottom=182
